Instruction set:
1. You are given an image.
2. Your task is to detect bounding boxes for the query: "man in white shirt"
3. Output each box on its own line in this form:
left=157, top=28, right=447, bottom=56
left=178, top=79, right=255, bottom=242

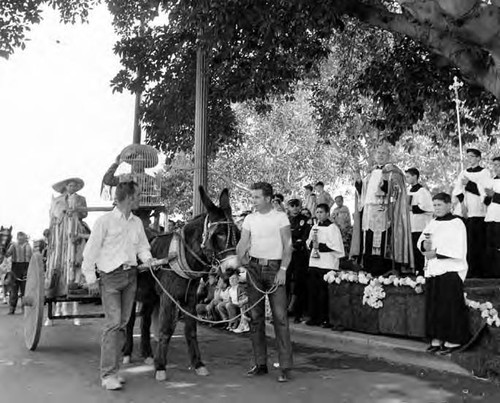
left=315, top=181, right=334, bottom=208
left=82, top=181, right=153, bottom=390
left=405, top=168, right=433, bottom=274
left=453, top=148, right=492, bottom=278
left=236, top=182, right=293, bottom=383
left=418, top=192, right=470, bottom=355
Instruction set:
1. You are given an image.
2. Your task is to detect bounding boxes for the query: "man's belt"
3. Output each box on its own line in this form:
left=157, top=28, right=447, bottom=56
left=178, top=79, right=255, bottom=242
left=249, top=257, right=281, bottom=266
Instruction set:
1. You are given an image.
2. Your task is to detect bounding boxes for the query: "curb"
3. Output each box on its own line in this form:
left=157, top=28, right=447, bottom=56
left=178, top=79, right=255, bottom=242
left=266, top=322, right=471, bottom=377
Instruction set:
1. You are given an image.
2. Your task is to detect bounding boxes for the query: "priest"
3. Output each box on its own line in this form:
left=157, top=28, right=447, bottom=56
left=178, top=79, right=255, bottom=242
left=351, top=143, right=414, bottom=275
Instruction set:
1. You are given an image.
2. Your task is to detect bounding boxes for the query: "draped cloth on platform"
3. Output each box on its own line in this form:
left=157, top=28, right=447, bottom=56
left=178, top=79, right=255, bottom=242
left=350, top=164, right=414, bottom=273
left=46, top=193, right=90, bottom=298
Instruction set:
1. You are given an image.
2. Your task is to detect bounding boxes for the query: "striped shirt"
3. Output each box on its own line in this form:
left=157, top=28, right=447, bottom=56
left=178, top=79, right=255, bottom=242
left=7, top=242, right=33, bottom=263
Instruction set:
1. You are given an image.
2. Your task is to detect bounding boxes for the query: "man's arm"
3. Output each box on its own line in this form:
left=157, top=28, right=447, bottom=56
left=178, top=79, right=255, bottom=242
left=81, top=218, right=105, bottom=284
left=236, top=228, right=251, bottom=263
left=137, top=222, right=153, bottom=263
left=279, top=225, right=293, bottom=270
left=102, top=158, right=120, bottom=187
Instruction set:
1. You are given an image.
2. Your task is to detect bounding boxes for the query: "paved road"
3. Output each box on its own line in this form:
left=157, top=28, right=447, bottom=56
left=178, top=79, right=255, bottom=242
left=1, top=302, right=499, bottom=403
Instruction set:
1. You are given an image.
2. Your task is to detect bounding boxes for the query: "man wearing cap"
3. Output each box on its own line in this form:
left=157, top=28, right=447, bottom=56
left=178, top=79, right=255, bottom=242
left=286, top=198, right=311, bottom=323
left=82, top=181, right=154, bottom=390
left=236, top=181, right=293, bottom=383
left=453, top=148, right=492, bottom=278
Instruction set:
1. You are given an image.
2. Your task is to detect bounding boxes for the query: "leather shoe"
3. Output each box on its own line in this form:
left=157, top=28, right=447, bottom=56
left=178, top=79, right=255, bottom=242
left=247, top=365, right=268, bottom=376
left=426, top=345, right=441, bottom=354
left=277, top=369, right=290, bottom=383
left=437, top=346, right=461, bottom=356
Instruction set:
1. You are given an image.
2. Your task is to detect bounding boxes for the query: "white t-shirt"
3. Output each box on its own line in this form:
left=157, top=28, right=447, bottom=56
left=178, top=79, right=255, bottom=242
left=242, top=209, right=290, bottom=259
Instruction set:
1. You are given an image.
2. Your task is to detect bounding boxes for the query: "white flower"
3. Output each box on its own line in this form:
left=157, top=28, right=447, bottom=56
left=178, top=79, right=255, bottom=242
left=335, top=278, right=341, bottom=284
left=487, top=317, right=495, bottom=326
left=490, top=309, right=498, bottom=318
left=416, top=276, right=425, bottom=284
left=481, top=310, right=490, bottom=318
left=495, top=318, right=500, bottom=327
left=485, top=302, right=494, bottom=310
left=414, top=285, right=423, bottom=294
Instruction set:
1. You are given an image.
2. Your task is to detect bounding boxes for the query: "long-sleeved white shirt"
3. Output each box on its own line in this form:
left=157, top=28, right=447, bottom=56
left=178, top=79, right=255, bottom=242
left=453, top=167, right=492, bottom=218
left=307, top=220, right=345, bottom=270
left=418, top=215, right=468, bottom=281
left=82, top=208, right=152, bottom=283
left=408, top=184, right=433, bottom=232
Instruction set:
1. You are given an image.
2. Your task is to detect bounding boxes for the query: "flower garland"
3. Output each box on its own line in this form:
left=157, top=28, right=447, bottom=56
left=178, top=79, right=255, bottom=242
left=464, top=295, right=500, bottom=327
left=323, top=270, right=500, bottom=327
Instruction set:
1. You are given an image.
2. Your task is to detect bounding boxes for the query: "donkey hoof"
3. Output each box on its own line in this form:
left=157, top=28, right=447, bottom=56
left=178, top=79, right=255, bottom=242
left=155, top=370, right=167, bottom=381
left=144, top=357, right=154, bottom=366
left=123, top=356, right=131, bottom=365
left=195, top=366, right=210, bottom=376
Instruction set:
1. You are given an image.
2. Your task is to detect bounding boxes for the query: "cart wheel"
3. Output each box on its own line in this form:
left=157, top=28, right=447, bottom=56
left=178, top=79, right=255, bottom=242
left=23, top=252, right=45, bottom=351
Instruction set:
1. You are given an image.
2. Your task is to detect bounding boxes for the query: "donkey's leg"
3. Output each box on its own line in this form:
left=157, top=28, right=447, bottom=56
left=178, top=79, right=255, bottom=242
left=183, top=287, right=208, bottom=376
left=154, top=294, right=177, bottom=381
left=122, top=302, right=136, bottom=364
left=140, top=300, right=155, bottom=363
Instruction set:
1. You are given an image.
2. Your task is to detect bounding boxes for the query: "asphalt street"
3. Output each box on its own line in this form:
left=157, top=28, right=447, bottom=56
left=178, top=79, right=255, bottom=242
left=1, top=302, right=499, bottom=403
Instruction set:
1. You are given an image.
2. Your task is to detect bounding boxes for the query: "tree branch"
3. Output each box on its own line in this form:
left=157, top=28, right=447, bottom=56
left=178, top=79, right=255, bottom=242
left=341, top=0, right=500, bottom=98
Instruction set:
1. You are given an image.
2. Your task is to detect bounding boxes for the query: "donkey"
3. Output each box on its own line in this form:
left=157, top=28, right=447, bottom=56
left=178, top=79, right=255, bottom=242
left=148, top=186, right=240, bottom=381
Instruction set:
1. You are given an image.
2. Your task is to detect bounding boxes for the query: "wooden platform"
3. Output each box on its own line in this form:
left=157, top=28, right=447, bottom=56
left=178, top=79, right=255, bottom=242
left=328, top=278, right=500, bottom=379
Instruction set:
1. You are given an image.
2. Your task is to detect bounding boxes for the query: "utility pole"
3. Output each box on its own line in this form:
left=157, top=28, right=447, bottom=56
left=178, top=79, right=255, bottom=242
left=192, top=45, right=208, bottom=215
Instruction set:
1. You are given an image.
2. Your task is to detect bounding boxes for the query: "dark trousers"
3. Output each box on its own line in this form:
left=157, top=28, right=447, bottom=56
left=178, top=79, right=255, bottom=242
left=485, top=222, right=500, bottom=278
left=425, top=272, right=470, bottom=345
left=412, top=232, right=424, bottom=275
left=287, top=250, right=308, bottom=318
left=307, top=267, right=329, bottom=324
left=247, top=259, right=293, bottom=370
left=9, top=262, right=28, bottom=311
left=466, top=217, right=487, bottom=278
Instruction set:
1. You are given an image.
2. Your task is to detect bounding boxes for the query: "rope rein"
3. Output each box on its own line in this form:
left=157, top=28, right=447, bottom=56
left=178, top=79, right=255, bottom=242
left=149, top=266, right=278, bottom=326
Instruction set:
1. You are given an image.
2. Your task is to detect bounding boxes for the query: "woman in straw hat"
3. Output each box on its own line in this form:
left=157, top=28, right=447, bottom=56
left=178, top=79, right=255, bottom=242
left=45, top=178, right=89, bottom=326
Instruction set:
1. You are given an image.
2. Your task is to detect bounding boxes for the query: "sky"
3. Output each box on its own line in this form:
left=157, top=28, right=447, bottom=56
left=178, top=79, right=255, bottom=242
left=0, top=4, right=136, bottom=239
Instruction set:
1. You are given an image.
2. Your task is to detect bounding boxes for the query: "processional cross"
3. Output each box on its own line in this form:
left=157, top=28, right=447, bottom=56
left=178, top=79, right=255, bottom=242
left=449, top=76, right=464, bottom=172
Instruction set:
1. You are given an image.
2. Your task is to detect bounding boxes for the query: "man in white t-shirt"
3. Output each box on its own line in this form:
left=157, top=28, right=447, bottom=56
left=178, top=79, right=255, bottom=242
left=236, top=182, right=293, bottom=383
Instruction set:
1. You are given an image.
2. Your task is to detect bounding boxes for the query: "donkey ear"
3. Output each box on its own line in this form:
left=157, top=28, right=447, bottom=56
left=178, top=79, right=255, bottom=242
left=219, top=188, right=231, bottom=213
left=199, top=186, right=217, bottom=212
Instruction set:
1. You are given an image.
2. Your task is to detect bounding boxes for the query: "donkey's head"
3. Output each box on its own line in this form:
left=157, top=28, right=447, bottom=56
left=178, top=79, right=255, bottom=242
left=198, top=186, right=241, bottom=273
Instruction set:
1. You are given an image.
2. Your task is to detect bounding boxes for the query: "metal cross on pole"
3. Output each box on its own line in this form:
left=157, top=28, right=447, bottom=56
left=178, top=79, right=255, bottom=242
left=449, top=76, right=464, bottom=172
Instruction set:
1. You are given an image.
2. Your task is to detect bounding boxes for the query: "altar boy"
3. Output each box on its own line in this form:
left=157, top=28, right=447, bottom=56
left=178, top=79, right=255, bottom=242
left=419, top=193, right=471, bottom=355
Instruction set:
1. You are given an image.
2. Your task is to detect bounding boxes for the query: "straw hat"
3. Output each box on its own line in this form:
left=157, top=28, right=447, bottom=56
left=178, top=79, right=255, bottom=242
left=52, top=177, right=85, bottom=194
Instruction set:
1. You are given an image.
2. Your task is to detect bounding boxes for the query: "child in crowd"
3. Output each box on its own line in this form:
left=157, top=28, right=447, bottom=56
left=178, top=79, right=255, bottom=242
left=196, top=273, right=218, bottom=320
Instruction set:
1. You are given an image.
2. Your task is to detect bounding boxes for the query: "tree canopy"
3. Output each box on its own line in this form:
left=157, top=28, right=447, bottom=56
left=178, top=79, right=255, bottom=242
left=3, top=0, right=500, bottom=152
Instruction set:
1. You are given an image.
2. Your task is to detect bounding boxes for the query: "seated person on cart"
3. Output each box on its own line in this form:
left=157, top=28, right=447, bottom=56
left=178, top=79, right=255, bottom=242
left=45, top=177, right=90, bottom=325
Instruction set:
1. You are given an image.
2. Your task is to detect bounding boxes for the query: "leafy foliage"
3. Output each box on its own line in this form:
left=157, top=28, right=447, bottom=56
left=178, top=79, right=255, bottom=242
left=0, top=0, right=98, bottom=58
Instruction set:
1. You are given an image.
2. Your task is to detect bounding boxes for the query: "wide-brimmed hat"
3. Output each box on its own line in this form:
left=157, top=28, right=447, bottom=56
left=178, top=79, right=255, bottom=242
left=52, top=177, right=85, bottom=194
